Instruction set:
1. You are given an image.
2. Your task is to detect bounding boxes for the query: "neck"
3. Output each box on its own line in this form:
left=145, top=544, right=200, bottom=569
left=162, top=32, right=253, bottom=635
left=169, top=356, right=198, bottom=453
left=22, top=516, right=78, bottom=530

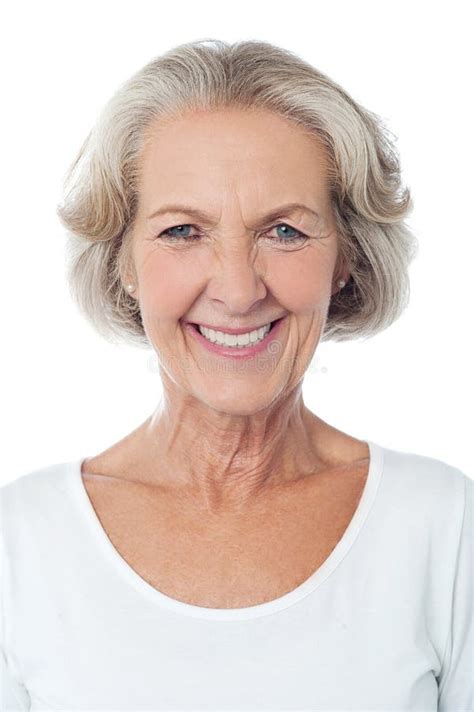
left=137, top=379, right=334, bottom=513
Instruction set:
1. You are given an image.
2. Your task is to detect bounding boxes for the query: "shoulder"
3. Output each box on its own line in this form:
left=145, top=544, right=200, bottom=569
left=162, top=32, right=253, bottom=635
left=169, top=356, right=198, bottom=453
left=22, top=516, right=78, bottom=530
left=0, top=459, right=77, bottom=547
left=378, top=442, right=471, bottom=538
left=380, top=442, right=470, bottom=495
left=1, top=459, right=73, bottom=504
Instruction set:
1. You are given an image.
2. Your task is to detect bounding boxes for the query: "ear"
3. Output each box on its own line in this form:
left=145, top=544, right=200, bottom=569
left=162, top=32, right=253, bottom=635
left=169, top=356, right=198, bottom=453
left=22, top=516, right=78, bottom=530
left=119, top=243, right=139, bottom=299
left=119, top=262, right=136, bottom=296
left=340, top=269, right=351, bottom=285
left=124, top=281, right=138, bottom=298
left=331, top=260, right=351, bottom=296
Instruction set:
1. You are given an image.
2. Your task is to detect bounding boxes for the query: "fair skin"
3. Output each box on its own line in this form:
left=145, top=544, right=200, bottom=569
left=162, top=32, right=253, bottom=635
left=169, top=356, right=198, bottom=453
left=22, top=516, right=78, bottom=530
left=82, top=107, right=369, bottom=607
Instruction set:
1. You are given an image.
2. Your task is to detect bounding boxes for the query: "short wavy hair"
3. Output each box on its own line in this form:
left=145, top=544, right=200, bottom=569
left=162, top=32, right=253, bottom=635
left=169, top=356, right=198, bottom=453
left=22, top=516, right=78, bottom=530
left=57, top=38, right=418, bottom=349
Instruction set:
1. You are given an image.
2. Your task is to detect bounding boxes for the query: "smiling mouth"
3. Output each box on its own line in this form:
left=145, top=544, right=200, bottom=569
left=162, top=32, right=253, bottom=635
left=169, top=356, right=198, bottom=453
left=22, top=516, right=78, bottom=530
left=188, top=319, right=282, bottom=335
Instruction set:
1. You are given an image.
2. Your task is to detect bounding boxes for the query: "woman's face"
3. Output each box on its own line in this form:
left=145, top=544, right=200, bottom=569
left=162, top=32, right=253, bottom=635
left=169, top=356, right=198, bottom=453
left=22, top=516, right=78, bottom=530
left=130, top=107, right=343, bottom=415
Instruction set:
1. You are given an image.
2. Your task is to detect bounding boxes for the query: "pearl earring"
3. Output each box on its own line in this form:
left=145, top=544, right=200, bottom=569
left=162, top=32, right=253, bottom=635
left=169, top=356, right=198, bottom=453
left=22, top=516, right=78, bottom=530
left=337, top=279, right=346, bottom=288
left=126, top=284, right=135, bottom=293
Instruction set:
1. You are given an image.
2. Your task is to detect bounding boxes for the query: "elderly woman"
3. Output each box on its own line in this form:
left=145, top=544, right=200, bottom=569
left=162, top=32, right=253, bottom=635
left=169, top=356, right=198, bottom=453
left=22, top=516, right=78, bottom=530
left=1, top=39, right=471, bottom=712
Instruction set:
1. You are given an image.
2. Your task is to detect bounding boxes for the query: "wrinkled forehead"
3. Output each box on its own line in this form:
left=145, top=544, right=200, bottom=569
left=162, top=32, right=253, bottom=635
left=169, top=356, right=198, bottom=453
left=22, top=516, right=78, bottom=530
left=136, top=108, right=332, bottom=217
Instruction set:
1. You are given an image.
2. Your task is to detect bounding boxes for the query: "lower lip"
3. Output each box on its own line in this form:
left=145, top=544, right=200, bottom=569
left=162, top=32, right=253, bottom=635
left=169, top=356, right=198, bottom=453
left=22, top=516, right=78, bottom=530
left=183, top=318, right=286, bottom=360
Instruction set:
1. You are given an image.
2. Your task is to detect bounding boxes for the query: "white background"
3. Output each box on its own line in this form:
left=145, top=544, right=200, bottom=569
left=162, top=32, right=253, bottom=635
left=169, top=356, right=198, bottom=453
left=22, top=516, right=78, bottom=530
left=1, top=0, right=472, bottom=484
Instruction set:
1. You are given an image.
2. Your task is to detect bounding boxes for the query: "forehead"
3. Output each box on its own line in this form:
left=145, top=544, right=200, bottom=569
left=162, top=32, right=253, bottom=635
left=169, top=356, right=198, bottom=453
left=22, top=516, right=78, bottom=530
left=138, top=108, right=330, bottom=205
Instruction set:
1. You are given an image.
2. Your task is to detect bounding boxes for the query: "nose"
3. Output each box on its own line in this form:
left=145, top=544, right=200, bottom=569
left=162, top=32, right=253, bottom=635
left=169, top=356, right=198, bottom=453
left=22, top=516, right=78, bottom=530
left=207, top=240, right=268, bottom=315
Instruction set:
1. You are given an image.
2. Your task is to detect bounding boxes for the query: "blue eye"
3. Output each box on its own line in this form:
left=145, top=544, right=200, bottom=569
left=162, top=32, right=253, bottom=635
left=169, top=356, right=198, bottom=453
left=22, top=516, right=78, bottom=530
left=158, top=224, right=200, bottom=241
left=269, top=223, right=307, bottom=244
left=156, top=222, right=308, bottom=245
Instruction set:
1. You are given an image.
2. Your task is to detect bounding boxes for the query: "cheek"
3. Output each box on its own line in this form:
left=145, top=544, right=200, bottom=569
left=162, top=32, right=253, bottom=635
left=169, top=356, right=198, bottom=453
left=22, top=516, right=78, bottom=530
left=268, top=254, right=333, bottom=314
left=138, top=251, right=200, bottom=323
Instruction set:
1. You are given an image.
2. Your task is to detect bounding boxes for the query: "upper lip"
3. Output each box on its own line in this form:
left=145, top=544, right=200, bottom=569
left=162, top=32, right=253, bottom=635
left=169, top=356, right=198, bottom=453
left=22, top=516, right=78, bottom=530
left=186, top=317, right=284, bottom=334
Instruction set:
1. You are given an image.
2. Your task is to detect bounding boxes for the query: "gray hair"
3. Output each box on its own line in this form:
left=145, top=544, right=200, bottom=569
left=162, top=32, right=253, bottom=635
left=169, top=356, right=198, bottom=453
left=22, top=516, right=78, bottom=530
left=56, top=38, right=418, bottom=349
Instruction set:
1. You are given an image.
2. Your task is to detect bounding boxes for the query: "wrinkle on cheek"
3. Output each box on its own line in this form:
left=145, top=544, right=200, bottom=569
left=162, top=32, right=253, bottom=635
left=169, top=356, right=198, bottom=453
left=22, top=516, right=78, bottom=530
left=270, top=258, right=333, bottom=339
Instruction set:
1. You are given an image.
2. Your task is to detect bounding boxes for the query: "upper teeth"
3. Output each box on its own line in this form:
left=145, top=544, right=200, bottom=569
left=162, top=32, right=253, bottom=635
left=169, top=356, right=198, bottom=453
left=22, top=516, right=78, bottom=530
left=198, top=323, right=272, bottom=347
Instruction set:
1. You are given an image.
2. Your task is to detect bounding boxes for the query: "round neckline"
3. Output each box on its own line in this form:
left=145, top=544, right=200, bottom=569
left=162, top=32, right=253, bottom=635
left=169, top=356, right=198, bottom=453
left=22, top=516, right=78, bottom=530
left=70, top=440, right=385, bottom=621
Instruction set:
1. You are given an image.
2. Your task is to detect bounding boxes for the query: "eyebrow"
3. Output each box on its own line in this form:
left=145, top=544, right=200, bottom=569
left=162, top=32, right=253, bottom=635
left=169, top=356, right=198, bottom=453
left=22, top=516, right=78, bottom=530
left=146, top=202, right=321, bottom=224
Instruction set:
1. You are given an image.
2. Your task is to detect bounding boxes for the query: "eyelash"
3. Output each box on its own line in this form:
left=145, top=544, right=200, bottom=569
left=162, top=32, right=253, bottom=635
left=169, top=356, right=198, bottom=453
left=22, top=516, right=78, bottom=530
left=155, top=222, right=308, bottom=245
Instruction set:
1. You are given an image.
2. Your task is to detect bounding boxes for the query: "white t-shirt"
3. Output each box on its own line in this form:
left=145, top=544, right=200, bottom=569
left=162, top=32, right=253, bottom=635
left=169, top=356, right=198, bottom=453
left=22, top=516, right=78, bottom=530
left=1, top=440, right=472, bottom=711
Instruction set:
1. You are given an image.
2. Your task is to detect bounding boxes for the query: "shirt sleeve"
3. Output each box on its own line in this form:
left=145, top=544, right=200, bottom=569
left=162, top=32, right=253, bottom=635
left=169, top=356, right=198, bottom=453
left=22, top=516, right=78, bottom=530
left=0, top=648, right=30, bottom=712
left=0, top=500, right=30, bottom=712
left=437, top=472, right=473, bottom=712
